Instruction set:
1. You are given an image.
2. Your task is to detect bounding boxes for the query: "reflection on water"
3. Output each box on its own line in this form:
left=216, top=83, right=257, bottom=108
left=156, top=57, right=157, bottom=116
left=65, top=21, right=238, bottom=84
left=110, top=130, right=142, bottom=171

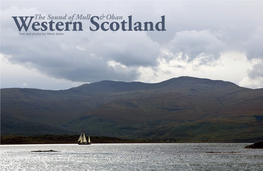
left=1, top=143, right=263, bottom=170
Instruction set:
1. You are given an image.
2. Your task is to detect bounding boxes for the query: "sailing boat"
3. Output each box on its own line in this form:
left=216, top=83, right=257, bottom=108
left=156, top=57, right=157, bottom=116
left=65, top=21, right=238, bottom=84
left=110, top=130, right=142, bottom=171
left=77, top=133, right=91, bottom=145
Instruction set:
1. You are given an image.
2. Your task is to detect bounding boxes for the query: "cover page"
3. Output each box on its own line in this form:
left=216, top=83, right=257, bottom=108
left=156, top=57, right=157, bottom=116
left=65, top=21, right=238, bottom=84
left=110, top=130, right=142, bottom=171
left=1, top=0, right=263, bottom=170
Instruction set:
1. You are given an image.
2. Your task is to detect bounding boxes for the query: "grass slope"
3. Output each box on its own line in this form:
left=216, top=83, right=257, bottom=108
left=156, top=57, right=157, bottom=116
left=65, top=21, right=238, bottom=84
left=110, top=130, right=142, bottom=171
left=2, top=76, right=263, bottom=142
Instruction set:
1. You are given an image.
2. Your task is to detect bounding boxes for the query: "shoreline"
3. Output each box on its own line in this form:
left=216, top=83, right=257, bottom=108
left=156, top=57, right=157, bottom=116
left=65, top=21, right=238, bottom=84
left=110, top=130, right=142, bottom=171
left=1, top=134, right=257, bottom=145
left=1, top=134, right=165, bottom=145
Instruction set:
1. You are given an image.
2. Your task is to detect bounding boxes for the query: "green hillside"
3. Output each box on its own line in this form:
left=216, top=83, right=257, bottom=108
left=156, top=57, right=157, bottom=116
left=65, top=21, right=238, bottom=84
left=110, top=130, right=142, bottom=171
left=1, top=77, right=263, bottom=142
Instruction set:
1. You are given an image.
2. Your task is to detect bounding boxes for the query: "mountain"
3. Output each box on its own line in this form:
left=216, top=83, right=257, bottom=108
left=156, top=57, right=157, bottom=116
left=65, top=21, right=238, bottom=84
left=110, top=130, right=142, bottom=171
left=1, top=76, right=263, bottom=142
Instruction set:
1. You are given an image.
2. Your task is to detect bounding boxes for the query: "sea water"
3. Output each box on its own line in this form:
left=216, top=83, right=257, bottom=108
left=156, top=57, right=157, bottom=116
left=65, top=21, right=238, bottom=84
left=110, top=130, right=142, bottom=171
left=0, top=143, right=263, bottom=170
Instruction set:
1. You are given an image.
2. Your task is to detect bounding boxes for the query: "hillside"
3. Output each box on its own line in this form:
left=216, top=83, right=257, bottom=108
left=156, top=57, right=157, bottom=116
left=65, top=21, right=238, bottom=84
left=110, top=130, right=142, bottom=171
left=1, top=76, right=263, bottom=142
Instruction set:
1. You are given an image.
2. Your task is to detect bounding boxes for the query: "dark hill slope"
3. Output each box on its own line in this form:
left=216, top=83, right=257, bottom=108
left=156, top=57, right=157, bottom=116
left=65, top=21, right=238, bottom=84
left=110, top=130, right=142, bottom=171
left=1, top=77, right=263, bottom=142
left=1, top=113, right=71, bottom=135
left=1, top=80, right=156, bottom=126
left=64, top=78, right=263, bottom=141
left=1, top=88, right=97, bottom=125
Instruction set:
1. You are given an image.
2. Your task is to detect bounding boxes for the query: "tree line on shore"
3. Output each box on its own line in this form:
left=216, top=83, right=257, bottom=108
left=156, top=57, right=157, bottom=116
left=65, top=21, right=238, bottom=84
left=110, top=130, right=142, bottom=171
left=1, top=134, right=167, bottom=144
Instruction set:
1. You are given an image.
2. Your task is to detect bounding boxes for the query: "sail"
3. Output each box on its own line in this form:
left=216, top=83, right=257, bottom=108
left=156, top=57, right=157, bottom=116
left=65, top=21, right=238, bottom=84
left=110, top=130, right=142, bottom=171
left=88, top=136, right=91, bottom=144
left=78, top=133, right=83, bottom=143
left=78, top=133, right=90, bottom=145
left=82, top=133, right=87, bottom=143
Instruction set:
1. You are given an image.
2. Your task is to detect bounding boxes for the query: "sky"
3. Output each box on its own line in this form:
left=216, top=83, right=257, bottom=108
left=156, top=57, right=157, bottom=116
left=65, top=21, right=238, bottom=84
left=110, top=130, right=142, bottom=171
left=1, top=0, right=263, bottom=90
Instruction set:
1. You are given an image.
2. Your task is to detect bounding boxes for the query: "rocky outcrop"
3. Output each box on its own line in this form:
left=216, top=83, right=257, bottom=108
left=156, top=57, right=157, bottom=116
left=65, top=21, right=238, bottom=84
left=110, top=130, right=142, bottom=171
left=31, top=149, right=58, bottom=152
left=245, top=142, right=263, bottom=149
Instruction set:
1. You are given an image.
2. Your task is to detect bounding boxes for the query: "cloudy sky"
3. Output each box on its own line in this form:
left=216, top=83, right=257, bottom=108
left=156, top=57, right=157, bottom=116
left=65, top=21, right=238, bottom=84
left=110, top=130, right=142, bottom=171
left=1, top=0, right=263, bottom=90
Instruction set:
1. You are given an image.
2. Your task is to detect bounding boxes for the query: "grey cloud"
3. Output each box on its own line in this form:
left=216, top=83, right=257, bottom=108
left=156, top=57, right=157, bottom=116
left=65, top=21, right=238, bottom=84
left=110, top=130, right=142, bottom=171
left=243, top=27, right=263, bottom=81
left=1, top=6, right=160, bottom=83
left=85, top=31, right=160, bottom=67
left=244, top=27, right=263, bottom=60
left=248, top=62, right=263, bottom=79
left=2, top=31, right=149, bottom=82
left=166, top=30, right=225, bottom=64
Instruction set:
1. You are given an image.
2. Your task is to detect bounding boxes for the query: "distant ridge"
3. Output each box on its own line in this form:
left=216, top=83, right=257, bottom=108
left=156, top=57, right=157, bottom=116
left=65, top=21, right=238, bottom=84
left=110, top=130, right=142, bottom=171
left=69, top=76, right=239, bottom=95
left=1, top=76, right=263, bottom=142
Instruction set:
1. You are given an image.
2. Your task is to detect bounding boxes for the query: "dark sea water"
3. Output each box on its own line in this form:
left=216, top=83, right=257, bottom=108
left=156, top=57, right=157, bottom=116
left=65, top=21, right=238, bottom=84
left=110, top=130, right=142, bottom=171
left=1, top=143, right=263, bottom=170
